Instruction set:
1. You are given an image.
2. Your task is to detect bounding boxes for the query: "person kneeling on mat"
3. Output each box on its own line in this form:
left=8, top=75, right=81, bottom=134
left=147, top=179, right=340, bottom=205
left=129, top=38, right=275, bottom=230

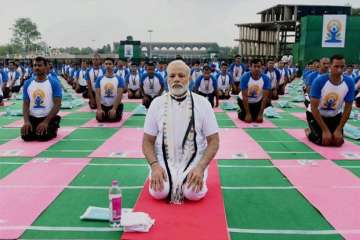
left=215, top=62, right=233, bottom=100
left=21, top=57, right=62, bottom=142
left=194, top=65, right=217, bottom=107
left=143, top=60, right=219, bottom=203
left=95, top=58, right=125, bottom=122
left=237, top=59, right=271, bottom=123
left=305, top=55, right=354, bottom=146
left=125, top=63, right=142, bottom=99
left=141, top=61, right=165, bottom=109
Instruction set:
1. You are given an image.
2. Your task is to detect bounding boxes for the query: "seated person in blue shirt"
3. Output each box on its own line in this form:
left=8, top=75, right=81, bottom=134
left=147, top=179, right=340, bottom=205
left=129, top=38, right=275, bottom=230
left=305, top=55, right=354, bottom=146
left=21, top=57, right=62, bottom=142
left=238, top=59, right=271, bottom=123
left=140, top=61, right=165, bottom=109
left=263, top=60, right=281, bottom=100
left=125, top=62, right=142, bottom=99
left=194, top=65, right=217, bottom=107
left=215, top=62, right=233, bottom=100
left=304, top=58, right=330, bottom=108
left=95, top=58, right=125, bottom=122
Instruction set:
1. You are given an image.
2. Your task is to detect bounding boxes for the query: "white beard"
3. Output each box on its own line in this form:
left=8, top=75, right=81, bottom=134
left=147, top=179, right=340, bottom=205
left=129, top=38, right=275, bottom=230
left=170, top=82, right=189, bottom=97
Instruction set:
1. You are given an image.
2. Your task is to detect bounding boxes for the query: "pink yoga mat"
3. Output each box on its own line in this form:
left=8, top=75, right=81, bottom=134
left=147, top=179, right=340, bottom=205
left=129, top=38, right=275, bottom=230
left=89, top=128, right=144, bottom=158
left=217, top=128, right=270, bottom=159
left=272, top=160, right=360, bottom=240
left=291, top=112, right=306, bottom=122
left=226, top=111, right=276, bottom=128
left=214, top=107, right=223, bottom=113
left=285, top=129, right=360, bottom=160
left=121, top=161, right=230, bottom=240
left=0, top=157, right=91, bottom=239
left=0, top=127, right=75, bottom=157
left=81, top=112, right=132, bottom=128
left=4, top=112, right=71, bottom=128
left=77, top=105, right=96, bottom=113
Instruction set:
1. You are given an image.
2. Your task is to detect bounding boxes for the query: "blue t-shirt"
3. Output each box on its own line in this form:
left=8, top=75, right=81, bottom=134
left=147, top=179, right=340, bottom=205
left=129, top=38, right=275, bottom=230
left=310, top=74, right=354, bottom=117
left=306, top=71, right=321, bottom=87
left=240, top=72, right=271, bottom=103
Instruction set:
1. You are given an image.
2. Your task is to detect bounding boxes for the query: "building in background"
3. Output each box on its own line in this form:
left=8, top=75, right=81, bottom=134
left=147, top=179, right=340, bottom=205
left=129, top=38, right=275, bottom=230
left=234, top=4, right=351, bottom=61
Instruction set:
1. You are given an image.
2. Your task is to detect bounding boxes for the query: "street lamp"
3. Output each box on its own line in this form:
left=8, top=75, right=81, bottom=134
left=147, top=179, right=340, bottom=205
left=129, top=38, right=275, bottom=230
left=148, top=29, right=153, bottom=58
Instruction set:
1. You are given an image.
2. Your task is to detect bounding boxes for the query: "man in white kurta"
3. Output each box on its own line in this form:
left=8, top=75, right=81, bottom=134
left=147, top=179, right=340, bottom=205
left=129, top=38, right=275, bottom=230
left=142, top=60, right=219, bottom=203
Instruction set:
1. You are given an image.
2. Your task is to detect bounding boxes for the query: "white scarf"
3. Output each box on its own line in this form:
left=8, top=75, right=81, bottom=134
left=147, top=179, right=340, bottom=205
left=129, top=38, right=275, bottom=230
left=162, top=91, right=197, bottom=204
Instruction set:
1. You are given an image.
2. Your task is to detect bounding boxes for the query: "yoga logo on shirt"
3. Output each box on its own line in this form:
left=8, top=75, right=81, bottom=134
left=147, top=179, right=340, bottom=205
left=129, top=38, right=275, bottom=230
left=104, top=83, right=115, bottom=98
left=32, top=89, right=46, bottom=108
left=248, top=85, right=260, bottom=99
left=321, top=92, right=339, bottom=111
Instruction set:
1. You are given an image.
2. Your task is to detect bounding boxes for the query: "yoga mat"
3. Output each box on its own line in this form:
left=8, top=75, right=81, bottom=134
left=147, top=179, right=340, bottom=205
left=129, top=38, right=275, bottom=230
left=215, top=112, right=236, bottom=128
left=121, top=160, right=230, bottom=240
left=81, top=112, right=132, bottom=128
left=0, top=157, right=91, bottom=240
left=291, top=112, right=307, bottom=122
left=90, top=128, right=144, bottom=158
left=0, top=127, right=75, bottom=157
left=217, top=128, right=270, bottom=159
left=77, top=105, right=96, bottom=113
left=226, top=111, right=276, bottom=128
left=285, top=129, right=360, bottom=160
left=4, top=112, right=71, bottom=128
left=272, top=160, right=360, bottom=240
left=214, top=107, right=223, bottom=113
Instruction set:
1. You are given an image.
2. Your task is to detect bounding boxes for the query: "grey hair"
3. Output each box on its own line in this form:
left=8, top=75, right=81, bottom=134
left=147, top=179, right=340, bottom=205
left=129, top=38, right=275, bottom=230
left=166, top=60, right=191, bottom=77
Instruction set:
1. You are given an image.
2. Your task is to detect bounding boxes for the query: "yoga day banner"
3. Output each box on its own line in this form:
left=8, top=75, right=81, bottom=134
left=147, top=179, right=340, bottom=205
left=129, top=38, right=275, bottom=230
left=322, top=15, right=347, bottom=48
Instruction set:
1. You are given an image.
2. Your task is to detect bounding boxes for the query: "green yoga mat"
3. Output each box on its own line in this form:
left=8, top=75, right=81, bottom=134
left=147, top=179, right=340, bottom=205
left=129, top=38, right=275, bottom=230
left=221, top=160, right=342, bottom=240
left=0, top=157, right=30, bottom=179
left=335, top=160, right=360, bottom=178
left=21, top=158, right=147, bottom=239
left=215, top=112, right=236, bottom=128
left=124, top=102, right=141, bottom=112
left=0, top=128, right=20, bottom=144
left=0, top=116, right=22, bottom=127
left=61, top=112, right=94, bottom=126
left=123, top=115, right=145, bottom=128
left=39, top=128, right=117, bottom=158
left=268, top=113, right=307, bottom=129
left=245, top=129, right=323, bottom=159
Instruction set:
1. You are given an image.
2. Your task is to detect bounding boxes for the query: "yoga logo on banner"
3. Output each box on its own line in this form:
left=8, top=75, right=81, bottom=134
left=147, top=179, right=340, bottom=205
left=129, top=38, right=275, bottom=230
left=322, top=15, right=347, bottom=48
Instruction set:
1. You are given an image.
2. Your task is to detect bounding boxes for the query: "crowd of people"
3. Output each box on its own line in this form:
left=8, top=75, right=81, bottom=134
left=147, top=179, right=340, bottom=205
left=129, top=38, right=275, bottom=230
left=0, top=53, right=359, bottom=202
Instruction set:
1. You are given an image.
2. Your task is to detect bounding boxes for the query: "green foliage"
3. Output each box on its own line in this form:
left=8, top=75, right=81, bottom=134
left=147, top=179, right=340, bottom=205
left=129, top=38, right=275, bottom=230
left=11, top=18, right=41, bottom=53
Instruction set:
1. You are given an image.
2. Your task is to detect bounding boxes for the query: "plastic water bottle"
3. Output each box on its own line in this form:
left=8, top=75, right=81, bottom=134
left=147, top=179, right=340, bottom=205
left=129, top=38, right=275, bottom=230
left=109, top=180, right=122, bottom=227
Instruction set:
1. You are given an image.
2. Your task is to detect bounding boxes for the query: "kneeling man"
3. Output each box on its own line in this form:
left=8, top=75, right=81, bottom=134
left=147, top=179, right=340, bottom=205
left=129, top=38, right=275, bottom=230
left=95, top=58, right=125, bottom=122
left=21, top=57, right=62, bottom=141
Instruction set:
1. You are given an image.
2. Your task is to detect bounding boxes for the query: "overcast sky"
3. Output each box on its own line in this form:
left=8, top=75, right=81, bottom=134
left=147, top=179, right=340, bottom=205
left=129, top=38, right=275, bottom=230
left=0, top=0, right=359, bottom=48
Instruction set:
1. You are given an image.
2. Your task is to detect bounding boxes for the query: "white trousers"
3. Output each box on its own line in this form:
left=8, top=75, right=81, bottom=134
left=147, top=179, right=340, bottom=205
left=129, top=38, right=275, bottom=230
left=148, top=170, right=208, bottom=201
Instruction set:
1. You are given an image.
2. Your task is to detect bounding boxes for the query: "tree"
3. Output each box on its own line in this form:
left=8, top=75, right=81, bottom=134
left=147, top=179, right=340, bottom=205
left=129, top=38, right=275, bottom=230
left=352, top=8, right=360, bottom=16
left=11, top=18, right=41, bottom=53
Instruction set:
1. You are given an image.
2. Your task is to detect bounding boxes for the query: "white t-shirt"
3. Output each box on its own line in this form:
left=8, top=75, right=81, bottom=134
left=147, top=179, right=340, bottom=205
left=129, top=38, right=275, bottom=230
left=87, top=68, right=104, bottom=91
left=78, top=69, right=87, bottom=87
left=95, top=75, right=125, bottom=107
left=216, top=73, right=232, bottom=91
left=126, top=74, right=141, bottom=91
left=279, top=68, right=286, bottom=85
left=23, top=77, right=62, bottom=118
left=144, top=93, right=219, bottom=167
left=141, top=74, right=164, bottom=98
